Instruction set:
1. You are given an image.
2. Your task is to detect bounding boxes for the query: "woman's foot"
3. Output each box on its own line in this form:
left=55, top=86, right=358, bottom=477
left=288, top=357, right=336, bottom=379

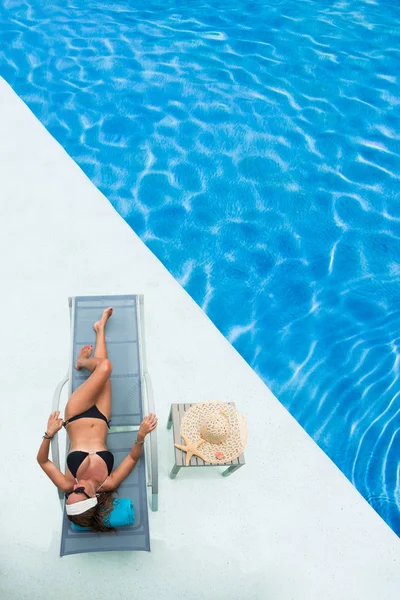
left=75, top=345, right=93, bottom=370
left=94, top=307, right=113, bottom=332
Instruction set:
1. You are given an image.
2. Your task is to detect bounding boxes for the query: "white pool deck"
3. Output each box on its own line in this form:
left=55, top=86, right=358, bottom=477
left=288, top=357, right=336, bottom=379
left=0, top=77, right=398, bottom=599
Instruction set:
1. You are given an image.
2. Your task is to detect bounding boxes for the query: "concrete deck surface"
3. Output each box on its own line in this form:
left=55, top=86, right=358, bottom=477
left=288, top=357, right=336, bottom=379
left=0, top=77, right=399, bottom=600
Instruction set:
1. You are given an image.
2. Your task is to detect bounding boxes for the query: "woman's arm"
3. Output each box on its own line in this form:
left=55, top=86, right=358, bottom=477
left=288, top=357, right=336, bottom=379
left=37, top=411, right=71, bottom=492
left=102, top=414, right=158, bottom=491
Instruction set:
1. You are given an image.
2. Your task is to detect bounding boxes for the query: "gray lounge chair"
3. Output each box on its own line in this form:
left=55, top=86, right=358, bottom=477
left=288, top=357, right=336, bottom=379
left=51, top=295, right=158, bottom=556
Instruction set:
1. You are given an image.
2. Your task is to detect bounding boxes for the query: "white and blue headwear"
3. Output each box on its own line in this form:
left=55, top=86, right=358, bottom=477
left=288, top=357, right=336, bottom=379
left=66, top=497, right=98, bottom=516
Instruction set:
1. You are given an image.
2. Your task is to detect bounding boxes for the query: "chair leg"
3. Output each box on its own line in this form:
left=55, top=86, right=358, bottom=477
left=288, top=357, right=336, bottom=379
left=170, top=465, right=181, bottom=479
left=222, top=464, right=243, bottom=477
left=167, top=406, right=173, bottom=430
left=152, top=493, right=158, bottom=512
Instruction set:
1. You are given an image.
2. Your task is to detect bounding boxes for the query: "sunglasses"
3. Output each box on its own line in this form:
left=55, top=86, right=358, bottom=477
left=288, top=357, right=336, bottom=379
left=65, top=486, right=92, bottom=500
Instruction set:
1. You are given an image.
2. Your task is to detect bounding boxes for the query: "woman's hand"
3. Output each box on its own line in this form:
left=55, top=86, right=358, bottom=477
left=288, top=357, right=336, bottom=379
left=46, top=411, right=64, bottom=436
left=138, top=413, right=158, bottom=439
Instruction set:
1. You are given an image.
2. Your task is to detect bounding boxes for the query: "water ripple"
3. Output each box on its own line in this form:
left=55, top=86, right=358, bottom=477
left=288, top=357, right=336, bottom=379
left=1, top=0, right=400, bottom=535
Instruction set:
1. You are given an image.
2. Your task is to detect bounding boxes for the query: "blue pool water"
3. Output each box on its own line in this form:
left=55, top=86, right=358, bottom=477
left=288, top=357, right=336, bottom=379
left=1, top=0, right=400, bottom=533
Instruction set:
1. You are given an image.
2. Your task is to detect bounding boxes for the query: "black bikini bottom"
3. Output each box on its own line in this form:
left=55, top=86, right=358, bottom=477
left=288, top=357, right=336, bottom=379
left=63, top=405, right=111, bottom=428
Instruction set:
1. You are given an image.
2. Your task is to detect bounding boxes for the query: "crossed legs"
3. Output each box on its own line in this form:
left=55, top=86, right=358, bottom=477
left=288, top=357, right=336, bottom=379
left=64, top=308, right=113, bottom=421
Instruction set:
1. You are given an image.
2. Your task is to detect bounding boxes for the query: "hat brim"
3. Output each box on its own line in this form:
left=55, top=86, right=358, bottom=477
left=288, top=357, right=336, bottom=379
left=180, top=402, right=248, bottom=464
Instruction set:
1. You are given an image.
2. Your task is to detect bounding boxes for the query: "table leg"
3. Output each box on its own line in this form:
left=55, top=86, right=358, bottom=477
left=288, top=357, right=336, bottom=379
left=222, top=464, right=243, bottom=477
left=167, top=406, right=173, bottom=430
left=170, top=464, right=181, bottom=479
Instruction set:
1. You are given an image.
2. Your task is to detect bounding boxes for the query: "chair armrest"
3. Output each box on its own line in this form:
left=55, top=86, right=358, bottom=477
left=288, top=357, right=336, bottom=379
left=144, top=372, right=158, bottom=511
left=51, top=372, right=69, bottom=508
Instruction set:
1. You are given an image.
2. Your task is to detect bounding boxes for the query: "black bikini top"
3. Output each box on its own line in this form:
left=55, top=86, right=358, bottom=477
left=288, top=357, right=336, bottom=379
left=67, top=450, right=114, bottom=478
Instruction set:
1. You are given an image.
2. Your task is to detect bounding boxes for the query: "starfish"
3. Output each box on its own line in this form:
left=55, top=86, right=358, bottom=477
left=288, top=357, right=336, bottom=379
left=174, top=435, right=207, bottom=465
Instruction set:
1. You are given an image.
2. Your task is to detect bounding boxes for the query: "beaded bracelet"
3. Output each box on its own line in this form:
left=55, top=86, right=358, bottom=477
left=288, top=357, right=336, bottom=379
left=43, top=432, right=54, bottom=440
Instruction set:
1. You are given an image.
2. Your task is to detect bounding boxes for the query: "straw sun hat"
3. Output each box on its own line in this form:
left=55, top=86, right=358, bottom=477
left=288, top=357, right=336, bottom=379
left=175, top=402, right=248, bottom=465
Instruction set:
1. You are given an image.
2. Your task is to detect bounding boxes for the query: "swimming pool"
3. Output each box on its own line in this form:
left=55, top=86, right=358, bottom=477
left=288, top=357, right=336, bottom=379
left=1, top=0, right=399, bottom=534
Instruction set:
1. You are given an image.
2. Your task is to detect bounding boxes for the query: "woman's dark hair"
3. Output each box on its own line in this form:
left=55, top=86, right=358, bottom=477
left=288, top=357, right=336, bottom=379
left=67, top=491, right=117, bottom=533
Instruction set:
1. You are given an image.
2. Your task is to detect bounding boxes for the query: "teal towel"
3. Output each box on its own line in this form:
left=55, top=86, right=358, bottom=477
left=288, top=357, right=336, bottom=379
left=70, top=498, right=135, bottom=532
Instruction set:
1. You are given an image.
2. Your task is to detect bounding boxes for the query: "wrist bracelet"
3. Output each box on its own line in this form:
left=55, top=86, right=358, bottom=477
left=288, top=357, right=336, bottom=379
left=135, top=439, right=144, bottom=445
left=43, top=432, right=54, bottom=440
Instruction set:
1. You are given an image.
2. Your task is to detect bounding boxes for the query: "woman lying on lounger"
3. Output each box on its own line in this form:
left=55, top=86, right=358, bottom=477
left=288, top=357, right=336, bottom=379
left=37, top=307, right=158, bottom=532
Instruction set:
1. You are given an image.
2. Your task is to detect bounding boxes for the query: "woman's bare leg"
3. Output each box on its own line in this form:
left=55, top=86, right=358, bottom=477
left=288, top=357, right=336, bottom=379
left=92, top=308, right=113, bottom=420
left=93, top=308, right=112, bottom=359
left=64, top=348, right=112, bottom=420
left=64, top=308, right=113, bottom=421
